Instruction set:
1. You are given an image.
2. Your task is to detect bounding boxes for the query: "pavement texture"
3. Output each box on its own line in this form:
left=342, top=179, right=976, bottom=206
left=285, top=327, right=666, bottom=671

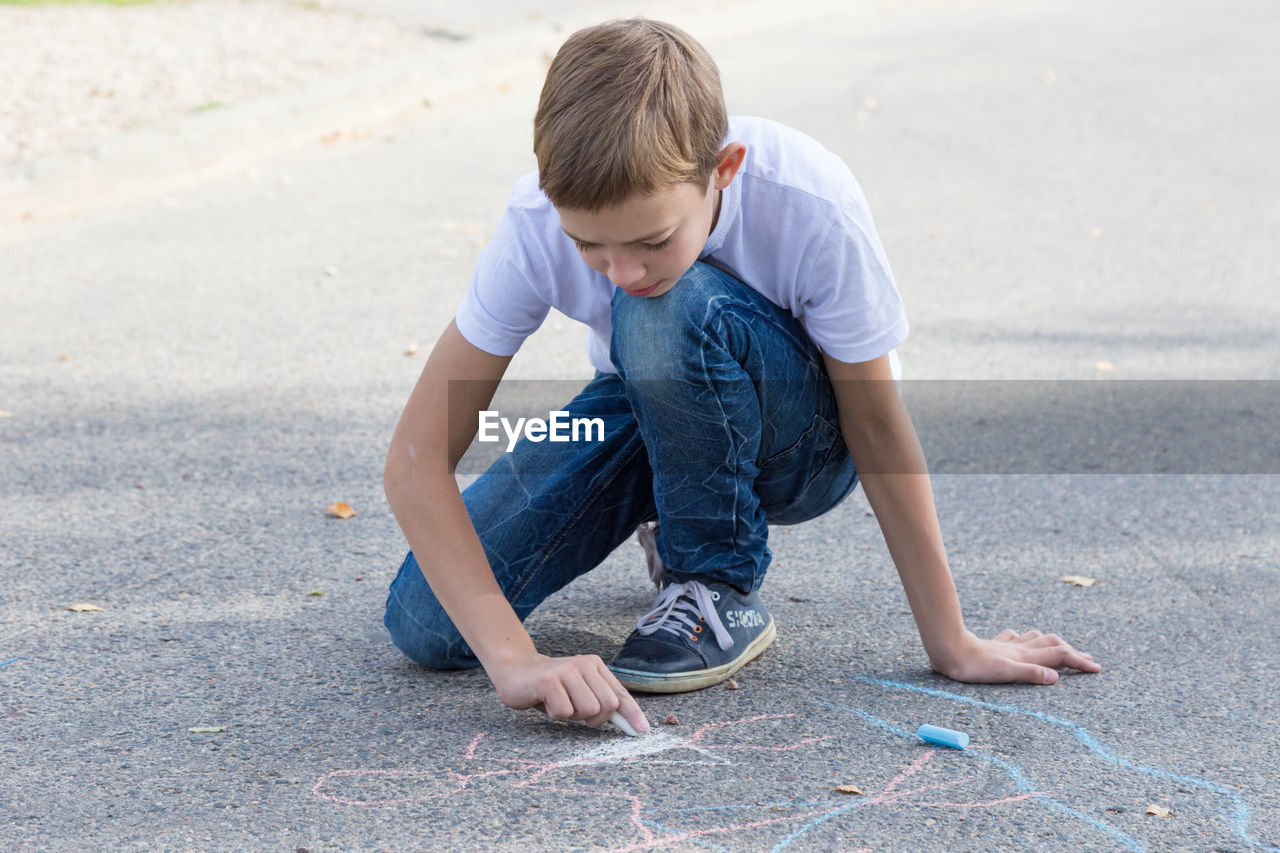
left=2, top=0, right=1280, bottom=851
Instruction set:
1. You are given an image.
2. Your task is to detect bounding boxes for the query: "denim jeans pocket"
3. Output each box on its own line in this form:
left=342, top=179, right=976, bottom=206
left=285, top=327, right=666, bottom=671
left=756, top=412, right=854, bottom=524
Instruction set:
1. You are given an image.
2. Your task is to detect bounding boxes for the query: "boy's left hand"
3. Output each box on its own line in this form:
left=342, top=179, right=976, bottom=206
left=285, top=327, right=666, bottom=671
left=932, top=629, right=1101, bottom=685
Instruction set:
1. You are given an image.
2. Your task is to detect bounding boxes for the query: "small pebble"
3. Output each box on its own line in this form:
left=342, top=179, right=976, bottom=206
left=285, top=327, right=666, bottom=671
left=665, top=714, right=679, bottom=726
left=725, top=679, right=740, bottom=690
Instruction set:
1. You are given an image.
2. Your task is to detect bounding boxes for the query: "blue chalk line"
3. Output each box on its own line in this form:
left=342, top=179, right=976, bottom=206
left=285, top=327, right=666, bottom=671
left=770, top=788, right=869, bottom=852
left=854, top=677, right=1279, bottom=853
left=643, top=798, right=870, bottom=851
left=796, top=701, right=1143, bottom=853
left=637, top=818, right=731, bottom=853
left=629, top=680, right=1273, bottom=853
left=636, top=698, right=1138, bottom=852
left=0, top=657, right=20, bottom=668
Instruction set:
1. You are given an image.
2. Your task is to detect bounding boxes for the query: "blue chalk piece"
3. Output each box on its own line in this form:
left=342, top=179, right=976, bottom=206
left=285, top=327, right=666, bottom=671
left=917, top=724, right=969, bottom=749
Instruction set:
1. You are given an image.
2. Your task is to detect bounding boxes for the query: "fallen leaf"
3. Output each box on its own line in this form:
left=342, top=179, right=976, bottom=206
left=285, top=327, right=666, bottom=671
left=1146, top=804, right=1171, bottom=818
left=309, top=590, right=326, bottom=597
left=326, top=502, right=355, bottom=519
left=1061, top=575, right=1097, bottom=587
left=67, top=603, right=103, bottom=612
left=725, top=679, right=740, bottom=690
left=188, top=725, right=226, bottom=734
left=834, top=785, right=865, bottom=795
left=1095, top=360, right=1115, bottom=372
left=665, top=714, right=679, bottom=726
left=405, top=343, right=420, bottom=356
left=56, top=353, right=71, bottom=362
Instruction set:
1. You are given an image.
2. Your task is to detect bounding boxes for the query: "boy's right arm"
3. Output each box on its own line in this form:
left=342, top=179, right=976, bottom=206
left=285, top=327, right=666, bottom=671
left=383, top=319, right=650, bottom=734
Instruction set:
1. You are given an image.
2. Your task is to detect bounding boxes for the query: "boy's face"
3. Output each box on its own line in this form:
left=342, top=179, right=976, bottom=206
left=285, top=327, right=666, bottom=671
left=557, top=143, right=746, bottom=298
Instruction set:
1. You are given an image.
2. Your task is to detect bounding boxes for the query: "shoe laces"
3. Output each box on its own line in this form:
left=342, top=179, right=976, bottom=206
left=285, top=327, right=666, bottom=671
left=635, top=580, right=734, bottom=651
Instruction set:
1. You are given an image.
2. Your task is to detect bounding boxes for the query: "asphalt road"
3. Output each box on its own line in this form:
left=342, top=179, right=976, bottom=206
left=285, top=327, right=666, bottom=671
left=2, top=0, right=1279, bottom=850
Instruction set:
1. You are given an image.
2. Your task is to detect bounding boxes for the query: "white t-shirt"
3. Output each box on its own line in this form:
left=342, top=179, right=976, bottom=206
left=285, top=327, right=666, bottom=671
left=455, top=116, right=908, bottom=377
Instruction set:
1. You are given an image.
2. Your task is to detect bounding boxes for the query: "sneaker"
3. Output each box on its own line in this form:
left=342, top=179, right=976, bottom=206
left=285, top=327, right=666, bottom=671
left=608, top=579, right=776, bottom=693
left=636, top=522, right=664, bottom=588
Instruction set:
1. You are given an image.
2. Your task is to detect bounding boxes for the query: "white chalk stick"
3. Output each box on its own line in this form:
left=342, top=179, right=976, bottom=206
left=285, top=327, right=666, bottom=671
left=610, top=711, right=642, bottom=737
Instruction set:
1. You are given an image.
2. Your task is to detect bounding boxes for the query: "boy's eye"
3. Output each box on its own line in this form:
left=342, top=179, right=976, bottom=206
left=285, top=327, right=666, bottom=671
left=571, top=236, right=671, bottom=253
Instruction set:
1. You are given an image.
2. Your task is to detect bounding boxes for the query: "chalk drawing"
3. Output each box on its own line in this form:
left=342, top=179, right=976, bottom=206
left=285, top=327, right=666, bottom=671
left=802, top=699, right=1144, bottom=853
left=311, top=679, right=1275, bottom=851
left=313, top=712, right=1045, bottom=851
left=846, top=677, right=1280, bottom=853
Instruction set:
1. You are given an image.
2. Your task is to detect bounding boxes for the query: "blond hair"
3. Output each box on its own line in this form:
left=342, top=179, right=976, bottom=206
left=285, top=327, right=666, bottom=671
left=533, top=18, right=728, bottom=211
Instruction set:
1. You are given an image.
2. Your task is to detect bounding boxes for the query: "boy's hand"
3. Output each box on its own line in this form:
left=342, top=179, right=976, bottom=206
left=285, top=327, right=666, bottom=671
left=490, top=652, right=651, bottom=734
left=932, top=629, right=1102, bottom=685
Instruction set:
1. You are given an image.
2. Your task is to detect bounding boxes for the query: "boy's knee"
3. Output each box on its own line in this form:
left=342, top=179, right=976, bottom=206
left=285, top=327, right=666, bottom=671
left=383, top=581, right=480, bottom=671
left=384, top=612, right=479, bottom=670
left=611, top=262, right=738, bottom=373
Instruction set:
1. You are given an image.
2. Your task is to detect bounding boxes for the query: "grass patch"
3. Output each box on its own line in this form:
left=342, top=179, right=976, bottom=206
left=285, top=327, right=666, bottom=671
left=192, top=101, right=228, bottom=113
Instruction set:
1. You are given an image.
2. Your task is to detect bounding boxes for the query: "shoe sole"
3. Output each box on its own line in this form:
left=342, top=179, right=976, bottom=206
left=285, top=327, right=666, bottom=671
left=609, top=618, right=777, bottom=694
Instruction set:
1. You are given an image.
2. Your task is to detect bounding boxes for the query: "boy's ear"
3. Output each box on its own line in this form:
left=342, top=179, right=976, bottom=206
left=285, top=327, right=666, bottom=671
left=711, top=142, right=747, bottom=191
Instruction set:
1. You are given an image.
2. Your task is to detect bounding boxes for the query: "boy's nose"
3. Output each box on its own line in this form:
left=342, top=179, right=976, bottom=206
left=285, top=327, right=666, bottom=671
left=606, top=252, right=645, bottom=289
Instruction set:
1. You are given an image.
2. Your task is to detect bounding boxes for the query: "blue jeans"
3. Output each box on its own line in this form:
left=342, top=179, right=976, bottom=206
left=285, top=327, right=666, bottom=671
left=384, top=262, right=858, bottom=668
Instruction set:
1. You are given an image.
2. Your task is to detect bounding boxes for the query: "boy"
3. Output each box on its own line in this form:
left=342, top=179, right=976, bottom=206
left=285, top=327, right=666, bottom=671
left=382, top=18, right=1099, bottom=736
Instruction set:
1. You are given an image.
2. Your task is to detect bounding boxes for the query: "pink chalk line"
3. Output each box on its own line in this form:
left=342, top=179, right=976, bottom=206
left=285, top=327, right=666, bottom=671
left=602, top=749, right=1039, bottom=853
left=311, top=712, right=1039, bottom=850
